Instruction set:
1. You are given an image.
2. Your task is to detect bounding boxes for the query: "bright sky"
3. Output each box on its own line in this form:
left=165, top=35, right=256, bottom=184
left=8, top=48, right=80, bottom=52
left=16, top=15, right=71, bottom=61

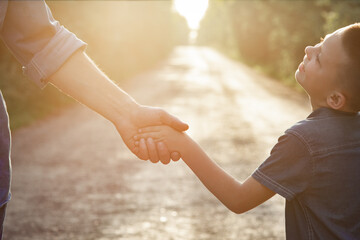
left=173, top=0, right=209, bottom=30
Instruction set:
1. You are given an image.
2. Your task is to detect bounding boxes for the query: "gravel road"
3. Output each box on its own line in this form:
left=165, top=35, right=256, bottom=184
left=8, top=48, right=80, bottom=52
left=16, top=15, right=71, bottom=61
left=4, top=46, right=309, bottom=240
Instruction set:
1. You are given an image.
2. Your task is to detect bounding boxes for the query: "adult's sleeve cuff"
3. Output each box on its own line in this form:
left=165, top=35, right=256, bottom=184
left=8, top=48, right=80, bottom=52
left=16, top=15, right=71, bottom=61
left=22, top=26, right=87, bottom=89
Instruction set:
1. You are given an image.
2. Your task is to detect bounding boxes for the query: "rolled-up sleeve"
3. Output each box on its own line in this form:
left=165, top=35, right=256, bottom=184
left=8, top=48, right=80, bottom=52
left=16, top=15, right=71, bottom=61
left=0, top=0, right=87, bottom=88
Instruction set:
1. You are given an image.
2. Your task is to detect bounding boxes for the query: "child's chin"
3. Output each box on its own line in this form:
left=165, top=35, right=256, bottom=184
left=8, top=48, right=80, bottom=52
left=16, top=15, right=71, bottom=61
left=295, top=70, right=302, bottom=83
left=295, top=75, right=308, bottom=93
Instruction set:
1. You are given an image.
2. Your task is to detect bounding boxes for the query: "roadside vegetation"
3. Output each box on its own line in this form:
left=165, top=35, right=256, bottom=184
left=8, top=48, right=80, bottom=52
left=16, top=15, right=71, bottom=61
left=197, top=0, right=360, bottom=90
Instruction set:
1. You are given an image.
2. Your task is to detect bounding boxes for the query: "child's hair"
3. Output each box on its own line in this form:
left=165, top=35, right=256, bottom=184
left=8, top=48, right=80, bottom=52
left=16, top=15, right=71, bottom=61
left=341, top=23, right=360, bottom=112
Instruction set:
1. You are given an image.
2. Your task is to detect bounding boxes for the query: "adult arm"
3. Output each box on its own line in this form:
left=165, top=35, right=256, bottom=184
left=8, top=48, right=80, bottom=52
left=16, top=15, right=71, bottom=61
left=0, top=0, right=187, bottom=163
left=49, top=50, right=187, bottom=162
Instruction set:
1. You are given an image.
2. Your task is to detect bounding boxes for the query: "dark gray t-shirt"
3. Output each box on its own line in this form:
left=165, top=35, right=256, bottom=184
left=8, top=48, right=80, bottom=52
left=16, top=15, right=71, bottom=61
left=252, top=107, right=360, bottom=240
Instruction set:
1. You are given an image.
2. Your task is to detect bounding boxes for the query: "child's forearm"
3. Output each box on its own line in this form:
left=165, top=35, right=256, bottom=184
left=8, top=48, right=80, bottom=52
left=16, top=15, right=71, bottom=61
left=135, top=127, right=274, bottom=211
left=180, top=136, right=245, bottom=213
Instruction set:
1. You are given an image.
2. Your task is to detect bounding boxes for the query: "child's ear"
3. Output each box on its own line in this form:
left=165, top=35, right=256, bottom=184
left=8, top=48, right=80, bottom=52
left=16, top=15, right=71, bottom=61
left=326, top=91, right=346, bottom=110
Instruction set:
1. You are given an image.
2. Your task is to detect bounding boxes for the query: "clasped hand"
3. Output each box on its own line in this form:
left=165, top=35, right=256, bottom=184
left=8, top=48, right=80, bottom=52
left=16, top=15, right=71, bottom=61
left=114, top=104, right=188, bottom=164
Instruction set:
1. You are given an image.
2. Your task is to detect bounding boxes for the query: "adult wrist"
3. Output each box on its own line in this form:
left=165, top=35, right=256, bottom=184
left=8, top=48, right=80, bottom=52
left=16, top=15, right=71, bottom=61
left=109, top=96, right=139, bottom=126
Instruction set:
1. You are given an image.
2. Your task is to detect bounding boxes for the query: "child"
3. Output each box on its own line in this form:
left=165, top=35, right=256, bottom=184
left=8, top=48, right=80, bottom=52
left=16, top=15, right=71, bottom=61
left=134, top=23, right=360, bottom=239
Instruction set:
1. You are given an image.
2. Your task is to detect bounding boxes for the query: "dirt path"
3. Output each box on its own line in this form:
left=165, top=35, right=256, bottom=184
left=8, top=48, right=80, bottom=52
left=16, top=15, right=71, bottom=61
left=4, top=46, right=309, bottom=240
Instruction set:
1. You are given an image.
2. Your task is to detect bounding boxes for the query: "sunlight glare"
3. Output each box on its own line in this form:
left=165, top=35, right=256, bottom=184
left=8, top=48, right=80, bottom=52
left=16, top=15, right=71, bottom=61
left=173, top=0, right=209, bottom=43
left=173, top=0, right=209, bottom=30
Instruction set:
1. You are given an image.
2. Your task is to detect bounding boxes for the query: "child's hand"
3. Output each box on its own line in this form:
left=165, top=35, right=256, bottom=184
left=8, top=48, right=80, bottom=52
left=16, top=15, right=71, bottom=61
left=133, top=125, right=187, bottom=154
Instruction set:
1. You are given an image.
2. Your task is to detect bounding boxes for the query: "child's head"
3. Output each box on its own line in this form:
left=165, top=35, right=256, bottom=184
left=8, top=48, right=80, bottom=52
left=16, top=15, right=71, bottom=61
left=295, top=23, right=360, bottom=112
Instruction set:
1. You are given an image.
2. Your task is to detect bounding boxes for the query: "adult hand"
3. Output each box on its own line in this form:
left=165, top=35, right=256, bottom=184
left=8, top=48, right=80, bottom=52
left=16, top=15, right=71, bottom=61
left=113, top=104, right=188, bottom=164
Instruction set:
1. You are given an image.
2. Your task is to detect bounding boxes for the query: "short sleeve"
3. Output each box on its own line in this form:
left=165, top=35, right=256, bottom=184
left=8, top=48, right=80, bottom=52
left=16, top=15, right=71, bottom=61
left=252, top=133, right=312, bottom=201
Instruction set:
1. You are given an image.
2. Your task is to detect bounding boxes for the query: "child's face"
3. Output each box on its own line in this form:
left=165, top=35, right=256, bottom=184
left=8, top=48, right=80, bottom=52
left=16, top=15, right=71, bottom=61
left=295, top=27, right=349, bottom=110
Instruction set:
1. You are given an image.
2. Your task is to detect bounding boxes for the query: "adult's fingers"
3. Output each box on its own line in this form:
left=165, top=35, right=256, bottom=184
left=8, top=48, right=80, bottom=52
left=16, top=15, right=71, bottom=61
left=170, top=152, right=181, bottom=161
left=146, top=138, right=160, bottom=163
left=157, top=142, right=171, bottom=165
left=160, top=110, right=189, bottom=132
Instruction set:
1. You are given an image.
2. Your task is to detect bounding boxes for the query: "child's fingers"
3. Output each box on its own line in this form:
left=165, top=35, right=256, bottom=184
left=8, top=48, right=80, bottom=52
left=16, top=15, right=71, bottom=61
left=137, top=138, right=149, bottom=160
left=171, top=152, right=181, bottom=161
left=157, top=142, right=171, bottom=165
left=146, top=138, right=160, bottom=163
left=138, top=126, right=162, bottom=133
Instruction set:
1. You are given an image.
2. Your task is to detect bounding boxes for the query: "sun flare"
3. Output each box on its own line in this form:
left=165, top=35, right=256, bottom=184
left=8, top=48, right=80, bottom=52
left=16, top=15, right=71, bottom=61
left=173, top=0, right=209, bottom=43
left=173, top=0, right=208, bottom=30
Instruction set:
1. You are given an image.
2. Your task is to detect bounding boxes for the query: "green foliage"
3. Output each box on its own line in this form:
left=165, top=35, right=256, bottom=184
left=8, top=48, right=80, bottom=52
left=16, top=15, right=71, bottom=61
left=0, top=1, right=188, bottom=130
left=198, top=0, right=360, bottom=88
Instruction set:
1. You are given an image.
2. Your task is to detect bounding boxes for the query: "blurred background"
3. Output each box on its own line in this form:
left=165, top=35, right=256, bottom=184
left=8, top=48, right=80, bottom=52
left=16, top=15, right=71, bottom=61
left=0, top=0, right=360, bottom=129
left=2, top=1, right=360, bottom=239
